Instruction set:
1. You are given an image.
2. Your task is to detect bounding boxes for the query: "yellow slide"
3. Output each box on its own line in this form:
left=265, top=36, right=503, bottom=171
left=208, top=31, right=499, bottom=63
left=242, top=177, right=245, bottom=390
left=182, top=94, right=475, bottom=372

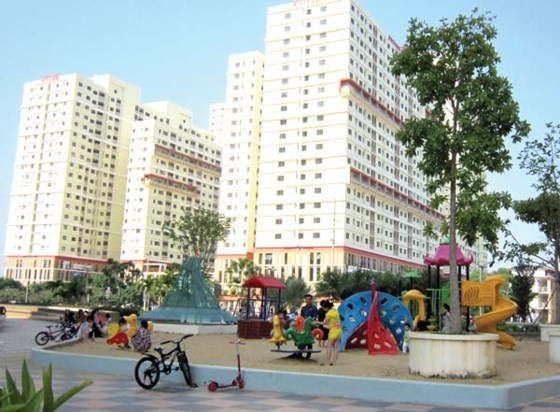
left=462, top=275, right=517, bottom=350
left=402, top=289, right=427, bottom=330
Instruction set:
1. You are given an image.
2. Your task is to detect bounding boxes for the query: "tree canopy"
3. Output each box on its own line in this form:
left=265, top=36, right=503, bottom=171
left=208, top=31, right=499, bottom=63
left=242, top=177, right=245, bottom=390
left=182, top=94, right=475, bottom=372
left=503, top=122, right=560, bottom=322
left=391, top=9, right=529, bottom=333
left=163, top=207, right=231, bottom=273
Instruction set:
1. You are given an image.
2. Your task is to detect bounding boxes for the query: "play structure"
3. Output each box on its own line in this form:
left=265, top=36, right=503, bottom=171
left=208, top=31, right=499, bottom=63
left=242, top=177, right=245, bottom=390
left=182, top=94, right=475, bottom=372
left=461, top=275, right=517, bottom=349
left=238, top=276, right=287, bottom=339
left=338, top=285, right=413, bottom=354
left=270, top=315, right=323, bottom=358
left=402, top=289, right=427, bottom=330
left=424, top=239, right=517, bottom=350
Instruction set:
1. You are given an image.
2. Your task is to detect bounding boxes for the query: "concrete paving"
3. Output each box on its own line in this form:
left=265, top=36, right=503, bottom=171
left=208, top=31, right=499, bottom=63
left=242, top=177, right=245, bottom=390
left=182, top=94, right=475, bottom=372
left=1, top=318, right=559, bottom=411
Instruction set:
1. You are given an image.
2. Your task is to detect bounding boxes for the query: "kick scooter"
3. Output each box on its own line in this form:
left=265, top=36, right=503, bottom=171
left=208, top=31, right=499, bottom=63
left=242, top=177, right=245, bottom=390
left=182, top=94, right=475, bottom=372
left=207, top=339, right=245, bottom=391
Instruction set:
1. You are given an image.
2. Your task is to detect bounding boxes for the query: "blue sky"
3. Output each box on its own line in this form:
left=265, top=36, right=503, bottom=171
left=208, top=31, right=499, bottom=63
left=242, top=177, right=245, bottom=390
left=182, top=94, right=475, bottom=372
left=1, top=0, right=559, bottom=273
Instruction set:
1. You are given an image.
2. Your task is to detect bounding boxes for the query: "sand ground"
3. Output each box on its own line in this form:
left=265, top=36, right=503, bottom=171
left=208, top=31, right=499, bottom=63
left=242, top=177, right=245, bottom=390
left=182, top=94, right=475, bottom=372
left=50, top=331, right=560, bottom=385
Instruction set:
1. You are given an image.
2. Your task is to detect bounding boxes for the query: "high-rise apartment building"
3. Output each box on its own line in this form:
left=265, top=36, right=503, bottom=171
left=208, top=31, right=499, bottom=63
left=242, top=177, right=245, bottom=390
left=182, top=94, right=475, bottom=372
left=213, top=0, right=486, bottom=289
left=211, top=52, right=265, bottom=285
left=4, top=73, right=140, bottom=284
left=121, top=101, right=222, bottom=272
left=4, top=74, right=221, bottom=284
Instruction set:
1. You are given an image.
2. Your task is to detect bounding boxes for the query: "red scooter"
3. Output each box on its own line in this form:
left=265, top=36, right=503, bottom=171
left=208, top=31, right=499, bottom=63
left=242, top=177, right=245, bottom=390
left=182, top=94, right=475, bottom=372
left=207, top=339, right=245, bottom=391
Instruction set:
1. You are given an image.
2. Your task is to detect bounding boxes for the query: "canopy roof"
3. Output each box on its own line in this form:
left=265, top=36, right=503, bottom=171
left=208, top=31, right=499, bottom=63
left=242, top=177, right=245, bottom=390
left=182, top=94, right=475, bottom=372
left=424, top=241, right=474, bottom=266
left=242, top=276, right=287, bottom=290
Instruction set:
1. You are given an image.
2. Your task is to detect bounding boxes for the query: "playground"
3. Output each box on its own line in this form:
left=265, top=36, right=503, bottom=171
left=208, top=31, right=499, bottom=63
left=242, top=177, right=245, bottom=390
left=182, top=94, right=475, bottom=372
left=50, top=330, right=560, bottom=385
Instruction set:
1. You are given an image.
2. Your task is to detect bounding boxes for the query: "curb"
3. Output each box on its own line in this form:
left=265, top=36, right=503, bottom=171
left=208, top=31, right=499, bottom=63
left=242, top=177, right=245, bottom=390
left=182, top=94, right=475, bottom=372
left=31, top=347, right=560, bottom=409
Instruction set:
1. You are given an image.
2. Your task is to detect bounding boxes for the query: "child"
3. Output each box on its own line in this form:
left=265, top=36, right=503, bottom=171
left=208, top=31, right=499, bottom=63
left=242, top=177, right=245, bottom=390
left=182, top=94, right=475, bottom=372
left=131, top=320, right=152, bottom=352
left=79, top=316, right=95, bottom=342
left=402, top=323, right=411, bottom=353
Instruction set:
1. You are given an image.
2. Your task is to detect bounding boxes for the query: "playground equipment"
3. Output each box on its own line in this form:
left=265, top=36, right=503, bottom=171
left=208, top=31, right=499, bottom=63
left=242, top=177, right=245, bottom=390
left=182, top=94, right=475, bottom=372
left=402, top=289, right=427, bottom=330
left=461, top=275, right=517, bottom=350
left=338, top=288, right=413, bottom=353
left=207, top=339, right=245, bottom=391
left=270, top=315, right=323, bottom=359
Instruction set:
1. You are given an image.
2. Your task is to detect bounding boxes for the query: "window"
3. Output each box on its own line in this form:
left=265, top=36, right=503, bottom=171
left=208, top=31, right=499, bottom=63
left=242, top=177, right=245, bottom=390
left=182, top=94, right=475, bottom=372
left=277, top=175, right=284, bottom=181
left=278, top=161, right=285, bottom=167
left=275, top=218, right=282, bottom=224
left=279, top=147, right=286, bottom=153
left=275, top=234, right=282, bottom=239
left=313, top=232, right=320, bottom=238
left=314, top=202, right=321, bottom=209
left=315, top=172, right=322, bottom=178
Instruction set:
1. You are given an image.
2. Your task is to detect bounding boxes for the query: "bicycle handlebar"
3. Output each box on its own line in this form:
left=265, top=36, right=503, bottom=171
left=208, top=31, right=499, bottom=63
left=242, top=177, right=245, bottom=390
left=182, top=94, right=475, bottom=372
left=160, top=334, right=193, bottom=346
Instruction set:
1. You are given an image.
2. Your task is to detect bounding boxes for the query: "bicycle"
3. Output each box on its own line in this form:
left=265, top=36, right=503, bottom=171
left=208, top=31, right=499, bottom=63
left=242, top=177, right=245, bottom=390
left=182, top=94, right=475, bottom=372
left=35, top=322, right=77, bottom=346
left=134, top=334, right=198, bottom=390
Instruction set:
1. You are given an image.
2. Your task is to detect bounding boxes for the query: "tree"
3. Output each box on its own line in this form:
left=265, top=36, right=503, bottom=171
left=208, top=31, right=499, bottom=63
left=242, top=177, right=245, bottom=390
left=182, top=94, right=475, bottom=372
left=315, top=269, right=345, bottom=300
left=509, top=263, right=538, bottom=322
left=163, top=207, right=231, bottom=273
left=503, top=123, right=560, bottom=322
left=283, top=276, right=311, bottom=313
left=0, top=278, right=23, bottom=290
left=225, top=258, right=257, bottom=284
left=391, top=10, right=529, bottom=333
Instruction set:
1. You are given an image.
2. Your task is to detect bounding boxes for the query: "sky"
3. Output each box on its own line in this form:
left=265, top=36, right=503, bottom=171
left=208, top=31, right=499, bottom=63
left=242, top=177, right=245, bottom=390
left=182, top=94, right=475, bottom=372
left=0, top=0, right=559, bottom=273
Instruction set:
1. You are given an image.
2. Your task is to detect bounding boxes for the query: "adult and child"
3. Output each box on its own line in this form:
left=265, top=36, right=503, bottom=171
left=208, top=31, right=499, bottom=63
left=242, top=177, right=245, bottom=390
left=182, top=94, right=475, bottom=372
left=295, top=294, right=342, bottom=366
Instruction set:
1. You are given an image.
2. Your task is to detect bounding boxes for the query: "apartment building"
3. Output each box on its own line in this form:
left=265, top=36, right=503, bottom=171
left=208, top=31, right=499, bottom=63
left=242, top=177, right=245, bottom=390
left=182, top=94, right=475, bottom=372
left=3, top=73, right=140, bottom=284
left=121, top=101, right=222, bottom=272
left=211, top=52, right=265, bottom=284
left=213, top=0, right=486, bottom=290
left=529, top=267, right=556, bottom=323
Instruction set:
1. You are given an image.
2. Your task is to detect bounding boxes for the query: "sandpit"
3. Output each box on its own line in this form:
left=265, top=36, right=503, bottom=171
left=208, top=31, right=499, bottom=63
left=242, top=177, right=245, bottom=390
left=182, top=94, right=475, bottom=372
left=49, top=331, right=560, bottom=385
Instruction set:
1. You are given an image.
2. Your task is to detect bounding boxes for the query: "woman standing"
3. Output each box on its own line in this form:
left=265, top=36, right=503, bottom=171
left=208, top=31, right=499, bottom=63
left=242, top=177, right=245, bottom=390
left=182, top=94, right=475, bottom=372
left=317, top=300, right=328, bottom=348
left=321, top=301, right=342, bottom=366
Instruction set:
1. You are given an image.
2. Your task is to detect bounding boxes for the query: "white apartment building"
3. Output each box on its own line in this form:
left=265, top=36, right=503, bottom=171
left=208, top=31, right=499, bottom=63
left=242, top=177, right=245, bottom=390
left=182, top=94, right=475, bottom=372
left=211, top=52, right=265, bottom=284
left=121, top=101, right=222, bottom=272
left=529, top=267, right=556, bottom=323
left=255, top=0, right=439, bottom=283
left=4, top=73, right=140, bottom=284
left=213, top=0, right=487, bottom=289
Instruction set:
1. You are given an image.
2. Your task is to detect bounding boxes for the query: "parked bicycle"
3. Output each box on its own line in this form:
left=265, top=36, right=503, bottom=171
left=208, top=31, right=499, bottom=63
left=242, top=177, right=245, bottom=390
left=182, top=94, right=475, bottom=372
left=35, top=322, right=78, bottom=346
left=134, top=334, right=198, bottom=390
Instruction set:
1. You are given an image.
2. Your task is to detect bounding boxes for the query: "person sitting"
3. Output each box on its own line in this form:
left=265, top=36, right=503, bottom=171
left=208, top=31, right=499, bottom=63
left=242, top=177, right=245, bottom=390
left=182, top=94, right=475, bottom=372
left=130, top=320, right=152, bottom=352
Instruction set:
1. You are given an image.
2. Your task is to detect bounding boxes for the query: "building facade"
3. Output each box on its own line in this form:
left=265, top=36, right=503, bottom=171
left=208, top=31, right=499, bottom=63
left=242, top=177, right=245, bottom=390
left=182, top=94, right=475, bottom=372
left=3, top=73, right=140, bottom=284
left=211, top=52, right=265, bottom=285
left=213, top=0, right=486, bottom=290
left=120, top=101, right=222, bottom=272
left=4, top=74, right=221, bottom=284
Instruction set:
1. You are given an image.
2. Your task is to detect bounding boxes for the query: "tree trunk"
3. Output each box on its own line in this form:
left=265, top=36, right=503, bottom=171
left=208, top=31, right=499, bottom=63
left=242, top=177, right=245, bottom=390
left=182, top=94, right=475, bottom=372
left=449, top=152, right=462, bottom=333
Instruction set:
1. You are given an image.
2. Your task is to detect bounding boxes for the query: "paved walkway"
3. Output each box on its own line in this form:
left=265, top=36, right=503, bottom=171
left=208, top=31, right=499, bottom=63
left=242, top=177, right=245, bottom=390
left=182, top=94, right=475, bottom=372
left=1, top=318, right=560, bottom=411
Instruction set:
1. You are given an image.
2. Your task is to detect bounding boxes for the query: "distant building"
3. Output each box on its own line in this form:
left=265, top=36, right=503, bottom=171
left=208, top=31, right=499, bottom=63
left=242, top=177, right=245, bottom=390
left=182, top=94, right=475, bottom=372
left=121, top=101, right=221, bottom=273
left=529, top=267, right=556, bottom=323
left=3, top=74, right=219, bottom=284
left=4, top=73, right=140, bottom=285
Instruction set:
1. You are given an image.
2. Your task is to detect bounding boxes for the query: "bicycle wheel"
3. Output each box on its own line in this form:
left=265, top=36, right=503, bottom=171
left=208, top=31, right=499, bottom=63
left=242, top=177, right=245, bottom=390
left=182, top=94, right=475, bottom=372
left=134, top=357, right=160, bottom=390
left=178, top=353, right=197, bottom=388
left=35, top=331, right=50, bottom=346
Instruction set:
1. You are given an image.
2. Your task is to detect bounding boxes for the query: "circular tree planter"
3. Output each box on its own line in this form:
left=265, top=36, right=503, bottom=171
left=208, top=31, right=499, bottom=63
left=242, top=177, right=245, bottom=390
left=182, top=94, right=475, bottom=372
left=549, top=331, right=560, bottom=363
left=408, top=332, right=498, bottom=378
left=540, top=324, right=560, bottom=342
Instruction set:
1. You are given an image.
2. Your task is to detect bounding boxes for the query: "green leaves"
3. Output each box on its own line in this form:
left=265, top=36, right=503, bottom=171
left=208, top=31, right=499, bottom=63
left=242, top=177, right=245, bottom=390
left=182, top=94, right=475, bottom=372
left=163, top=206, right=231, bottom=272
left=391, top=9, right=529, bottom=333
left=0, top=360, right=92, bottom=412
